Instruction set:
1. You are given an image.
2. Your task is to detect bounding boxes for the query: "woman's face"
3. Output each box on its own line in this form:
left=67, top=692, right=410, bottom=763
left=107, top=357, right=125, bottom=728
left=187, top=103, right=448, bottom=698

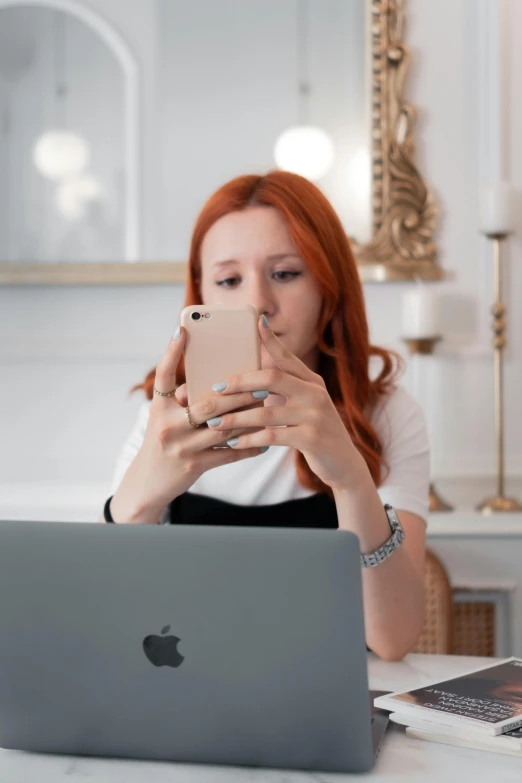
left=199, top=206, right=323, bottom=372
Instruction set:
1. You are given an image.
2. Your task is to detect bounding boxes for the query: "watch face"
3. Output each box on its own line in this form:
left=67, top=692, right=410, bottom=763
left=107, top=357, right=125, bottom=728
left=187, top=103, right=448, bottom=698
left=385, top=506, right=402, bottom=532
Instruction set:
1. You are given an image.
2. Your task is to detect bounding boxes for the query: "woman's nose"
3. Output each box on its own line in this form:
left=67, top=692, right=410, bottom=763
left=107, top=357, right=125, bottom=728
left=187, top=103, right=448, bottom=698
left=244, top=282, right=276, bottom=319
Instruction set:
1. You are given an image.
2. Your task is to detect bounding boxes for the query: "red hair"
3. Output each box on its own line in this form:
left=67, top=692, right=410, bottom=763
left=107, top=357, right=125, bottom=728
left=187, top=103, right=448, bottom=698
left=130, top=171, right=404, bottom=498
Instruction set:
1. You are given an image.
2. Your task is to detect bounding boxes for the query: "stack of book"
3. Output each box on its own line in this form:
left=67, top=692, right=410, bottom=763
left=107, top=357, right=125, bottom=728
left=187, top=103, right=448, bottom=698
left=373, top=657, right=522, bottom=757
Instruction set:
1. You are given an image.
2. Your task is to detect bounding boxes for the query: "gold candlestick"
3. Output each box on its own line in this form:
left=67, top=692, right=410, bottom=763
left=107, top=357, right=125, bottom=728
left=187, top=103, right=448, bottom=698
left=401, top=335, right=454, bottom=513
left=476, top=234, right=522, bottom=514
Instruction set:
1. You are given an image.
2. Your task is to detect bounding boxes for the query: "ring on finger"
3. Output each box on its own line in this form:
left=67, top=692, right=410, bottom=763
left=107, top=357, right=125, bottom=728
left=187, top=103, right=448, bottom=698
left=185, top=406, right=200, bottom=429
left=153, top=385, right=177, bottom=397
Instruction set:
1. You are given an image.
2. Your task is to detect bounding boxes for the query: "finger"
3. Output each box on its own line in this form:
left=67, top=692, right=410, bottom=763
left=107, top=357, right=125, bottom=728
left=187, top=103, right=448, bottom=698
left=175, top=383, right=188, bottom=407
left=198, top=443, right=269, bottom=472
left=211, top=366, right=311, bottom=403
left=258, top=314, right=318, bottom=382
left=188, top=392, right=265, bottom=427
left=177, top=385, right=261, bottom=416
left=225, top=426, right=305, bottom=451
left=153, top=327, right=186, bottom=406
left=208, top=405, right=303, bottom=431
left=192, top=425, right=266, bottom=453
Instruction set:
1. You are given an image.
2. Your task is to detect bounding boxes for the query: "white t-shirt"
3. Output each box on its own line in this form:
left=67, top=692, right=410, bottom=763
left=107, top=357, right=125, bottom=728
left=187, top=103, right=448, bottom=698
left=109, top=384, right=430, bottom=526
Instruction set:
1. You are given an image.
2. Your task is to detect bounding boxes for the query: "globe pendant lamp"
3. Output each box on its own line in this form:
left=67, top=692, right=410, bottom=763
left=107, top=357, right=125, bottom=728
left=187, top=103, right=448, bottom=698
left=273, top=0, right=334, bottom=181
left=33, top=129, right=89, bottom=181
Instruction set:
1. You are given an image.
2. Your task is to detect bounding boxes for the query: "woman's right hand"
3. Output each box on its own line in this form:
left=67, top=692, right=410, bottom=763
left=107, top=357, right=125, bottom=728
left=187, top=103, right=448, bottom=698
left=108, top=327, right=267, bottom=524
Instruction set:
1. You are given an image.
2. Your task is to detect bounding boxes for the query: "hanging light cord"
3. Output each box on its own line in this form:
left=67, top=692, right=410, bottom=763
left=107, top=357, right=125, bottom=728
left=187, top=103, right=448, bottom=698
left=54, top=10, right=66, bottom=128
left=297, top=0, right=310, bottom=125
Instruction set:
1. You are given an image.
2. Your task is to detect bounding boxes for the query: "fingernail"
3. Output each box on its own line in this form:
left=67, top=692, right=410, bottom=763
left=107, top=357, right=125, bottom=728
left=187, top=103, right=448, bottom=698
left=212, top=381, right=227, bottom=392
left=261, top=314, right=269, bottom=328
left=227, top=437, right=239, bottom=447
left=252, top=390, right=269, bottom=399
left=173, top=327, right=180, bottom=341
left=206, top=416, right=222, bottom=427
left=259, top=446, right=270, bottom=453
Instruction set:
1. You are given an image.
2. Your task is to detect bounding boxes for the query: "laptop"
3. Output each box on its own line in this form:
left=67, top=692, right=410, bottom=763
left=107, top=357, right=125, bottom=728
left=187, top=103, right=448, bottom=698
left=0, top=520, right=388, bottom=773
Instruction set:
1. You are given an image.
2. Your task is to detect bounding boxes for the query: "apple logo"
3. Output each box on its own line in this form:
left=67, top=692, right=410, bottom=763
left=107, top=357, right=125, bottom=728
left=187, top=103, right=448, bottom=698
left=143, top=625, right=185, bottom=668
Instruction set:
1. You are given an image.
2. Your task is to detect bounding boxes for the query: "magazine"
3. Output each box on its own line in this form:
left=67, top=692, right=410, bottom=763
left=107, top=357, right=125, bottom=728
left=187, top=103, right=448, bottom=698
left=373, top=657, right=522, bottom=736
left=405, top=727, right=522, bottom=757
left=389, top=712, right=522, bottom=750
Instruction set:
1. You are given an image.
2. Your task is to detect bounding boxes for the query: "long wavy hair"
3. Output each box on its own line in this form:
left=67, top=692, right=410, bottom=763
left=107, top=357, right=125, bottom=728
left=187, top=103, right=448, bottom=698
left=130, top=171, right=404, bottom=499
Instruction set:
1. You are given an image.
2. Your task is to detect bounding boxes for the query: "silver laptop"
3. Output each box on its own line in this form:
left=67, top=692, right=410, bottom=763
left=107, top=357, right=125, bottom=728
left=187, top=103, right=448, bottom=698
left=0, top=520, right=388, bottom=773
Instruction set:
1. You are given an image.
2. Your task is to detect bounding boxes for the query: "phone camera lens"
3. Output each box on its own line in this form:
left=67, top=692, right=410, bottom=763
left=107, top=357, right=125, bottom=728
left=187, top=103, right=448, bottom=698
left=191, top=312, right=201, bottom=321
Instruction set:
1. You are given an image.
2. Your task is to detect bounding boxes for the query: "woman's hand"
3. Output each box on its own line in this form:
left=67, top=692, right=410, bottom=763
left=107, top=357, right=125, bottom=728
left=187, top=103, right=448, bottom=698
left=201, top=314, right=368, bottom=493
left=110, top=327, right=268, bottom=523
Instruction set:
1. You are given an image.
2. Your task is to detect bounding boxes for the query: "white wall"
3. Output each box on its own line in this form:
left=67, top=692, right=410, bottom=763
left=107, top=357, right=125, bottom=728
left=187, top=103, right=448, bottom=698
left=0, top=0, right=521, bottom=494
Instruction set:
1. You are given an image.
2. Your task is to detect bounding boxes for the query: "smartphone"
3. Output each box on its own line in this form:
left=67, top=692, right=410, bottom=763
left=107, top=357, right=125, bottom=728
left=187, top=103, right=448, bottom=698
left=180, top=305, right=262, bottom=406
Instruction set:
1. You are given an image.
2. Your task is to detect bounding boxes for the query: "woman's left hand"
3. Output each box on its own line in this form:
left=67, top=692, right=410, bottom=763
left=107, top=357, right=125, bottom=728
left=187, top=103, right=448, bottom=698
left=205, top=315, right=368, bottom=493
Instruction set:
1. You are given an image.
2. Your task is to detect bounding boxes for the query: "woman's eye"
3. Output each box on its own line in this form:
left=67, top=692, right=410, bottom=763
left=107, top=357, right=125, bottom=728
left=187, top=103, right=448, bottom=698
left=273, top=271, right=301, bottom=282
left=215, top=271, right=301, bottom=288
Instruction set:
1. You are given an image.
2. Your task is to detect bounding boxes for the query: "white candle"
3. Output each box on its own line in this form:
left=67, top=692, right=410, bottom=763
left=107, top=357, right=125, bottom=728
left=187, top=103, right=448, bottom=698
left=479, top=182, right=515, bottom=236
left=402, top=285, right=440, bottom=338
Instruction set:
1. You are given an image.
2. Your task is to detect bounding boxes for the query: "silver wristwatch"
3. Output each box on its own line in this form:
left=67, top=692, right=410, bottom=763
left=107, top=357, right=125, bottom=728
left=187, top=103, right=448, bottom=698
left=360, top=504, right=405, bottom=568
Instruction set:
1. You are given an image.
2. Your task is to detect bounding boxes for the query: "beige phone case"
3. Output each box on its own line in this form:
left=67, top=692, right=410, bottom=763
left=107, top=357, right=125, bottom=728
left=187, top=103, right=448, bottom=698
left=181, top=305, right=262, bottom=406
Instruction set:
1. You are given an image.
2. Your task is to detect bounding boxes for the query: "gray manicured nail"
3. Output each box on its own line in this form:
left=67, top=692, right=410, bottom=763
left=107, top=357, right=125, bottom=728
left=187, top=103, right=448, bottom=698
left=227, top=437, right=239, bottom=447
left=259, top=446, right=270, bottom=453
left=206, top=416, right=222, bottom=427
left=261, top=314, right=269, bottom=327
left=212, top=381, right=227, bottom=392
left=173, top=327, right=180, bottom=340
left=252, top=390, right=269, bottom=399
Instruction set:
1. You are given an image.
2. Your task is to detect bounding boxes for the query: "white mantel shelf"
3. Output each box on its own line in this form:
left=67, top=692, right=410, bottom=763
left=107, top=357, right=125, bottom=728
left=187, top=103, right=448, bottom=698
left=428, top=511, right=522, bottom=536
left=0, top=481, right=111, bottom=523
left=2, top=482, right=522, bottom=536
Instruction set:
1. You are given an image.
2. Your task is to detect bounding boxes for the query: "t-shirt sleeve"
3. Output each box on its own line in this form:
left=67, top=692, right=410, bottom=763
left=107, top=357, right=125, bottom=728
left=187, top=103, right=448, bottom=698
left=370, top=385, right=430, bottom=524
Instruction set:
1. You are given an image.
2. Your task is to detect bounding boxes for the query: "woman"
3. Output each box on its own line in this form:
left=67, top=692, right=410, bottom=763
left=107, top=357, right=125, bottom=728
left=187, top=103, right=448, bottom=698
left=101, top=171, right=429, bottom=661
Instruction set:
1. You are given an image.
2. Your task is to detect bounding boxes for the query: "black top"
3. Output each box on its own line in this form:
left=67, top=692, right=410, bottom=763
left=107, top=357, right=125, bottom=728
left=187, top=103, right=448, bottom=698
left=168, top=491, right=339, bottom=528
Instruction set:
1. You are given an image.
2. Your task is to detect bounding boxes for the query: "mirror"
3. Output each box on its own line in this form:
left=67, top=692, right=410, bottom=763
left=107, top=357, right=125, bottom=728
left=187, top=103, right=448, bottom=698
left=0, top=2, right=132, bottom=263
left=0, top=0, right=443, bottom=284
left=153, top=0, right=371, bottom=260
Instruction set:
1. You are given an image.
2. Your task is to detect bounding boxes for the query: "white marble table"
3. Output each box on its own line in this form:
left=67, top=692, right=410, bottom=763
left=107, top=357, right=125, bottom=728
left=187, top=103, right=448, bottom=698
left=1, top=653, right=521, bottom=782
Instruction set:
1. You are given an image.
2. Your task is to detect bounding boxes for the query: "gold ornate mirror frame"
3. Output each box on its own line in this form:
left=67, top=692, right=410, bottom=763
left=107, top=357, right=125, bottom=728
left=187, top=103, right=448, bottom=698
left=0, top=0, right=442, bottom=286
left=353, top=0, right=443, bottom=282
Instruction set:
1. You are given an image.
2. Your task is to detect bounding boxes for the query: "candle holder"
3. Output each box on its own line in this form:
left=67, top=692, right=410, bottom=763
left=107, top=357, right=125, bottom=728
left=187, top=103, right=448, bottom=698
left=403, top=336, right=441, bottom=355
left=401, top=335, right=454, bottom=513
left=476, top=232, right=522, bottom=514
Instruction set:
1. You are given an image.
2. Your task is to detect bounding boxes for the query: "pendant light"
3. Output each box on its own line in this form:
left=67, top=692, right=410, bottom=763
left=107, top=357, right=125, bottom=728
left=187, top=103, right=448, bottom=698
left=32, top=11, right=90, bottom=181
left=273, top=0, right=334, bottom=181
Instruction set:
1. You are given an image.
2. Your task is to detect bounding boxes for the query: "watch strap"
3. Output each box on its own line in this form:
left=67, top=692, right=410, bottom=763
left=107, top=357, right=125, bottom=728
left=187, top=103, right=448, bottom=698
left=360, top=504, right=405, bottom=568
